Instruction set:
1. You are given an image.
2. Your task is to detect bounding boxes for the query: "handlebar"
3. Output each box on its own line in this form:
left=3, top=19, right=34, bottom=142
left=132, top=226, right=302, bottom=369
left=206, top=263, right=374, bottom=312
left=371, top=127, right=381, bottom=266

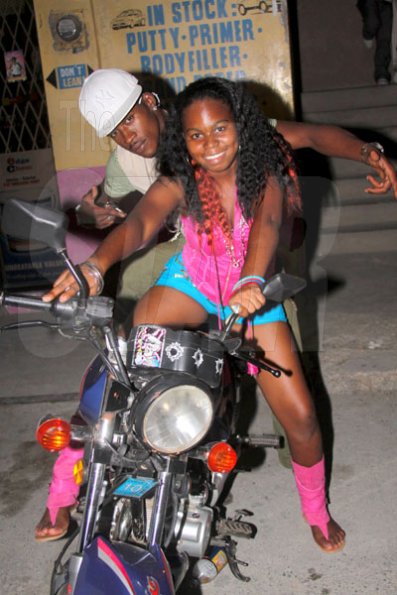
left=1, top=292, right=78, bottom=318
left=3, top=294, right=53, bottom=311
left=1, top=292, right=114, bottom=329
left=222, top=273, right=307, bottom=338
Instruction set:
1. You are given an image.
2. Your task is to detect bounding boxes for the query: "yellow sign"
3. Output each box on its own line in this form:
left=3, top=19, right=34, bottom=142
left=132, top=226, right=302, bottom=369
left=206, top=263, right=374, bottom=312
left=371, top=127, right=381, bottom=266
left=34, top=0, right=293, bottom=171
left=97, top=0, right=293, bottom=114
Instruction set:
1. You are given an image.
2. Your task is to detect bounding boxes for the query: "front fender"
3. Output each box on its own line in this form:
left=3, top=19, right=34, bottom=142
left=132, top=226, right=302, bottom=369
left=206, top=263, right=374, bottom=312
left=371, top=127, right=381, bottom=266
left=73, top=537, right=174, bottom=595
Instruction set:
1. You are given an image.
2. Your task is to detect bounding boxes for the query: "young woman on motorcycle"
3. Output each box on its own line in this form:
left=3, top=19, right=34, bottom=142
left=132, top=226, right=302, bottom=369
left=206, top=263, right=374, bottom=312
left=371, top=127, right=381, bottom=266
left=40, top=76, right=346, bottom=553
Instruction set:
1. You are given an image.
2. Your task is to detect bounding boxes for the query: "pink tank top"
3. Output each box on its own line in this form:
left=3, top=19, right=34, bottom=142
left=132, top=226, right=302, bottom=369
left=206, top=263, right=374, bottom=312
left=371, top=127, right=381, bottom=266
left=181, top=200, right=251, bottom=304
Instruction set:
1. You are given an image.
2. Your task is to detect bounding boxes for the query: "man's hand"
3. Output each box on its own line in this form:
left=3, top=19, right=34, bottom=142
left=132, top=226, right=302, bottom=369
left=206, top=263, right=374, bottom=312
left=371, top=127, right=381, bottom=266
left=365, top=153, right=397, bottom=199
left=77, top=185, right=127, bottom=229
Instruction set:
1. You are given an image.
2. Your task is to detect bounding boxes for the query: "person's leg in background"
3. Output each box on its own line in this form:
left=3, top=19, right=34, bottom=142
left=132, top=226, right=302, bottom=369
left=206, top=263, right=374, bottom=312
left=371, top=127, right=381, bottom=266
left=373, top=0, right=393, bottom=84
left=357, top=0, right=393, bottom=84
left=358, top=0, right=380, bottom=47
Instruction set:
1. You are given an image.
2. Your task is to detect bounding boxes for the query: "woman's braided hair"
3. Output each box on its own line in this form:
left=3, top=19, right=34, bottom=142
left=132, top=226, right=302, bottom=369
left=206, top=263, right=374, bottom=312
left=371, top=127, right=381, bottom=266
left=157, top=77, right=301, bottom=240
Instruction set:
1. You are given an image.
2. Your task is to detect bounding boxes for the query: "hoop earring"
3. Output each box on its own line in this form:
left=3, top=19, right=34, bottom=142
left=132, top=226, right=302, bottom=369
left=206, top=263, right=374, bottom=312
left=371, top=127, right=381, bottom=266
left=152, top=92, right=161, bottom=110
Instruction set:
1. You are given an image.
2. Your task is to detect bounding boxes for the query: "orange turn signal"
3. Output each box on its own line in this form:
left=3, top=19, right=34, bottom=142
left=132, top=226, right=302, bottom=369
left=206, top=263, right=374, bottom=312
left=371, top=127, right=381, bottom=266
left=36, top=417, right=71, bottom=452
left=207, top=442, right=238, bottom=473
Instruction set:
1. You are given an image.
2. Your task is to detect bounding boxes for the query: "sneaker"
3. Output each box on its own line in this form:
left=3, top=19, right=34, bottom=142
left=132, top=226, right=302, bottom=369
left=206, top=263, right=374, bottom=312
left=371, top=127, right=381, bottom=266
left=363, top=38, right=373, bottom=49
left=376, top=77, right=390, bottom=86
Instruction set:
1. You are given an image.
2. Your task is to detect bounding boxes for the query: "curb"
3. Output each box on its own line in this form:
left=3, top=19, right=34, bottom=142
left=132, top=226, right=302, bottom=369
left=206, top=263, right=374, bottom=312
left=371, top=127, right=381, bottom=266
left=0, top=392, right=78, bottom=405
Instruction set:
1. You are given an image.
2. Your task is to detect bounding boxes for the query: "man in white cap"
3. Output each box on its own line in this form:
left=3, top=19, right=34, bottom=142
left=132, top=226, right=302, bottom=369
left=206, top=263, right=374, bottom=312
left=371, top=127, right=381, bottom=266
left=76, top=69, right=164, bottom=228
left=75, top=69, right=183, bottom=313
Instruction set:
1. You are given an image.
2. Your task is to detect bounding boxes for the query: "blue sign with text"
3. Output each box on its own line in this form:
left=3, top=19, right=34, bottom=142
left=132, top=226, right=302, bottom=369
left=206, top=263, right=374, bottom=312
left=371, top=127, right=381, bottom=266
left=57, top=64, right=88, bottom=89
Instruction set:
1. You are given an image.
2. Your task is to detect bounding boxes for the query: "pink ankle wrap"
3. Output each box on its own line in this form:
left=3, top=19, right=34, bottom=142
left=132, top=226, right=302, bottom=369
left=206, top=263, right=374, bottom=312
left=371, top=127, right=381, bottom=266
left=292, top=456, right=330, bottom=540
left=47, top=446, right=84, bottom=526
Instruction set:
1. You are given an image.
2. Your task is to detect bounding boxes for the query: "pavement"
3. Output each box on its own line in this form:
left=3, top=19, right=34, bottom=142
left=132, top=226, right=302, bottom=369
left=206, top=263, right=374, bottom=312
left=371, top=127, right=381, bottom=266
left=0, top=229, right=396, bottom=594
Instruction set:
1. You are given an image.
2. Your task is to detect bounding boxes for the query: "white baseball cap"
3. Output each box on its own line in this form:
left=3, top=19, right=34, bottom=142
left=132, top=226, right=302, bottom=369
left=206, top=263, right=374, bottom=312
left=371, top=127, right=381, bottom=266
left=79, top=69, right=142, bottom=137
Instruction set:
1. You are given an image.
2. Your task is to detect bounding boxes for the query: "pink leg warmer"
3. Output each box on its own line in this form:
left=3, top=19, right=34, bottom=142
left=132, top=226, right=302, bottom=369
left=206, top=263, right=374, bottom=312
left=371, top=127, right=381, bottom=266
left=292, top=456, right=330, bottom=540
left=46, top=446, right=84, bottom=526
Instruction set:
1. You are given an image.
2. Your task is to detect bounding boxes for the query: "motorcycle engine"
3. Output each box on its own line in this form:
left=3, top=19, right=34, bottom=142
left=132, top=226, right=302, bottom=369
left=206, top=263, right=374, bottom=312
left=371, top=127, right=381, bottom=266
left=175, top=492, right=213, bottom=559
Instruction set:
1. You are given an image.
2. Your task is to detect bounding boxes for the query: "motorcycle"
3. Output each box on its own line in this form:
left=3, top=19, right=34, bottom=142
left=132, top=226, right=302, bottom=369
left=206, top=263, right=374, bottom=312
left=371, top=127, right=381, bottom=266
left=0, top=199, right=306, bottom=594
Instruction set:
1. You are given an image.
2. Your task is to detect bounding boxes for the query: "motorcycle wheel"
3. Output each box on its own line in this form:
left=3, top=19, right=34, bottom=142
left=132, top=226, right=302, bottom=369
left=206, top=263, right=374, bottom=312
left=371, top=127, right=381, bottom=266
left=110, top=497, right=147, bottom=544
left=51, top=557, right=70, bottom=595
left=108, top=487, right=178, bottom=549
left=51, top=573, right=69, bottom=595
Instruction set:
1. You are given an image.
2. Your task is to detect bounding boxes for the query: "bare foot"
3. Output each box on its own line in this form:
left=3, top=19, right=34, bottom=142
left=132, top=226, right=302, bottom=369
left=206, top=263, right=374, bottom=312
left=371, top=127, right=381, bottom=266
left=35, top=507, right=71, bottom=542
left=311, top=518, right=346, bottom=553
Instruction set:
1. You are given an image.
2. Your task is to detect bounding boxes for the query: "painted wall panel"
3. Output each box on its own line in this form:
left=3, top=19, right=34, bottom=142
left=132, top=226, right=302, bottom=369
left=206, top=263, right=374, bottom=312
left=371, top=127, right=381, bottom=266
left=33, top=0, right=109, bottom=170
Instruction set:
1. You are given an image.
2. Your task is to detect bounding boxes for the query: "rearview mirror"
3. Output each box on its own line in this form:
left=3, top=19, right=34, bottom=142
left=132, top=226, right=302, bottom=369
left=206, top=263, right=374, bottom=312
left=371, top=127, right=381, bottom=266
left=262, top=273, right=306, bottom=302
left=1, top=199, right=67, bottom=254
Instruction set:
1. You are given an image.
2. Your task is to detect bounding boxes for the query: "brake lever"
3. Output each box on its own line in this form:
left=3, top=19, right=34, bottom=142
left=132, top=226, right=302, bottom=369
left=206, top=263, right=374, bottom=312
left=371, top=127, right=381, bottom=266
left=231, top=349, right=282, bottom=378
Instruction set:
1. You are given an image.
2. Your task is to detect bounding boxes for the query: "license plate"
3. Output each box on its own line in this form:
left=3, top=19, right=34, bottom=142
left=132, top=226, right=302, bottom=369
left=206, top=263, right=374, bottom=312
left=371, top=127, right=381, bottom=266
left=113, top=477, right=157, bottom=499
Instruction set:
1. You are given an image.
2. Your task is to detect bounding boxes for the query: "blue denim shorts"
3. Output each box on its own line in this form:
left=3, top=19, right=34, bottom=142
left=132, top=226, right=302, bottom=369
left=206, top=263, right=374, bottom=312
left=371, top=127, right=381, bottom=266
left=155, top=253, right=287, bottom=325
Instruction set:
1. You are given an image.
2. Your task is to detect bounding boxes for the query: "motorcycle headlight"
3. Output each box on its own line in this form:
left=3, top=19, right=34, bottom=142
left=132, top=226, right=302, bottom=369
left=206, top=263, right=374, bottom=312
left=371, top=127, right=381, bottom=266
left=134, top=375, right=214, bottom=455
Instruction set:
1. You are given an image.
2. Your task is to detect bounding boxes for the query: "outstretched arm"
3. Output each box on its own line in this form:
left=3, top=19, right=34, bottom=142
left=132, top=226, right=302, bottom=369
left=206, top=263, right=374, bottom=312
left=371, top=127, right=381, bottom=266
left=276, top=121, right=397, bottom=198
left=228, top=177, right=283, bottom=318
left=43, top=178, right=183, bottom=302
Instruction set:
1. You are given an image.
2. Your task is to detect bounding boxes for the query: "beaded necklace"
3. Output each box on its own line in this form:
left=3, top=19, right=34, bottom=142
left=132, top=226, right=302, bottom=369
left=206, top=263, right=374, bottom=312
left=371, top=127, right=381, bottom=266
left=222, top=213, right=249, bottom=268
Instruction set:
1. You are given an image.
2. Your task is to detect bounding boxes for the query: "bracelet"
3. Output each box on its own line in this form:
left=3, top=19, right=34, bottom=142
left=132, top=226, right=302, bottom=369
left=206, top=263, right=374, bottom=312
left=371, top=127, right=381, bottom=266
left=232, top=275, right=265, bottom=293
left=360, top=142, right=384, bottom=163
left=81, top=260, right=104, bottom=294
